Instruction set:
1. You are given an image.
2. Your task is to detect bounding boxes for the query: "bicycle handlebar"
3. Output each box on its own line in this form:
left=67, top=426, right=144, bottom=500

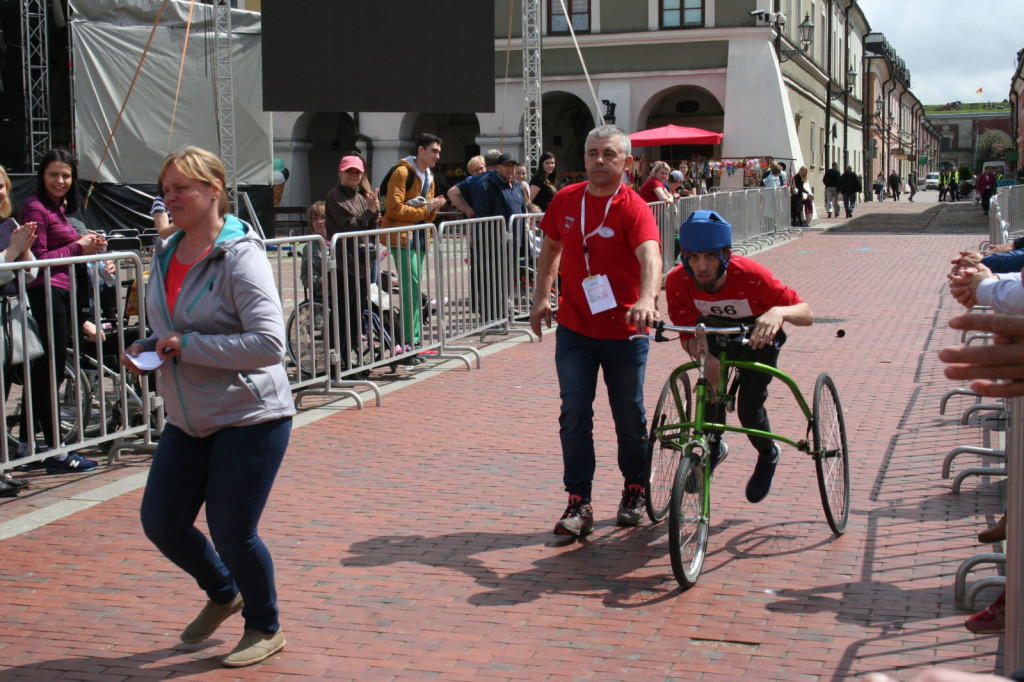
left=629, top=320, right=752, bottom=343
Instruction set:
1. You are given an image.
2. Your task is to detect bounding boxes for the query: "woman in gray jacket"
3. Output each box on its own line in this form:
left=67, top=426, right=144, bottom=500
left=123, top=146, right=295, bottom=668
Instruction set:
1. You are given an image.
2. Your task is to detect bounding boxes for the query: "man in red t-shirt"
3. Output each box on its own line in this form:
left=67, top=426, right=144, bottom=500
left=665, top=210, right=813, bottom=503
left=530, top=125, right=662, bottom=538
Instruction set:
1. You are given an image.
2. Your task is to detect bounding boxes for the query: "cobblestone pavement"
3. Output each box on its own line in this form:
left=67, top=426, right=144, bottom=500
left=0, top=202, right=1009, bottom=681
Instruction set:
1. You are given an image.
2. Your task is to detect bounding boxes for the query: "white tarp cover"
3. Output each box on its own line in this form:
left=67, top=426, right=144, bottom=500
left=69, top=0, right=271, bottom=185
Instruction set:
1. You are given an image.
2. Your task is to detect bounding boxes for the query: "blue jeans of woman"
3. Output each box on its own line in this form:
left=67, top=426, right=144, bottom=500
left=140, top=417, right=291, bottom=633
left=555, top=325, right=649, bottom=502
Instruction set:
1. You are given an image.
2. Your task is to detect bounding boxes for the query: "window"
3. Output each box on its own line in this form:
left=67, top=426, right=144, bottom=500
left=810, top=121, right=816, bottom=167
left=660, top=0, right=703, bottom=29
left=550, top=0, right=590, bottom=34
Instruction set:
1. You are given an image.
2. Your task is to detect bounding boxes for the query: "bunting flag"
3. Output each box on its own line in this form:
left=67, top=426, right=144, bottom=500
left=976, top=87, right=984, bottom=95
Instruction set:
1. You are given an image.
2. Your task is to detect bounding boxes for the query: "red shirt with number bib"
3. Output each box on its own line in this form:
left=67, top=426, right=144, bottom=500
left=539, top=181, right=661, bottom=340
left=664, top=254, right=803, bottom=340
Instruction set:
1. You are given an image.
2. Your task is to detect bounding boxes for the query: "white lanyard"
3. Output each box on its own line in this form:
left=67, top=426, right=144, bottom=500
left=579, top=183, right=620, bottom=276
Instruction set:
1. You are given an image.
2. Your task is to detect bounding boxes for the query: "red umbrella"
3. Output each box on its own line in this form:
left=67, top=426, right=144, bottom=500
left=629, top=124, right=723, bottom=147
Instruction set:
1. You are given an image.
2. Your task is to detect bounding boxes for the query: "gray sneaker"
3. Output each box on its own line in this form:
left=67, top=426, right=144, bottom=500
left=222, top=628, right=286, bottom=668
left=180, top=593, right=244, bottom=644
left=615, top=484, right=646, bottom=527
left=554, top=495, right=594, bottom=537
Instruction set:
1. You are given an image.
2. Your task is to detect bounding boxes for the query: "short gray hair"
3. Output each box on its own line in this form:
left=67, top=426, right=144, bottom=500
left=483, top=149, right=504, bottom=165
left=585, top=124, right=631, bottom=158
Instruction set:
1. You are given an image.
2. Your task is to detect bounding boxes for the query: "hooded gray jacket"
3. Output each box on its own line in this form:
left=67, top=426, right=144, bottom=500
left=140, top=215, right=295, bottom=437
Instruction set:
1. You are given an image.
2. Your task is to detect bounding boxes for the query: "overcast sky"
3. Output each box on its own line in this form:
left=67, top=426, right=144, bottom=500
left=856, top=0, right=1023, bottom=105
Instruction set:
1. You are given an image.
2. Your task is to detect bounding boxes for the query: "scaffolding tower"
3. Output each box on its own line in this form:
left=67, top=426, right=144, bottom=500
left=213, top=0, right=238, bottom=211
left=522, top=0, right=542, bottom=174
left=20, top=0, right=51, bottom=172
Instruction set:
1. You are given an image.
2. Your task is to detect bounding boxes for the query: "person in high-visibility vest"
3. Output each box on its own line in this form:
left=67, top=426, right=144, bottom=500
left=948, top=169, right=961, bottom=202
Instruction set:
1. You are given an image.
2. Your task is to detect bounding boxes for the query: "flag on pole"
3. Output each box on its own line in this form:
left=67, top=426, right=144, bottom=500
left=976, top=87, right=984, bottom=95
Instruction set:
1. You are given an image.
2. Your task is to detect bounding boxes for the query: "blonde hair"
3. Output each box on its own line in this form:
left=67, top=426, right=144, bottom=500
left=0, top=165, right=11, bottom=219
left=650, top=161, right=670, bottom=176
left=466, top=155, right=485, bottom=173
left=307, top=200, right=326, bottom=222
left=160, top=145, right=230, bottom=216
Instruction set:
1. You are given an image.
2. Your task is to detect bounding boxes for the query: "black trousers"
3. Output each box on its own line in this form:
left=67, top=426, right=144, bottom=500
left=23, top=286, right=71, bottom=447
left=706, top=328, right=786, bottom=455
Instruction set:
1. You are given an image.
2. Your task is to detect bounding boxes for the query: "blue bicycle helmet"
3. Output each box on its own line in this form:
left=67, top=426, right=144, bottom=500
left=678, top=210, right=733, bottom=276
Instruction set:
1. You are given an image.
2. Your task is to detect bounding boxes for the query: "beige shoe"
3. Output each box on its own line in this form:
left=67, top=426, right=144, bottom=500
left=222, top=628, right=286, bottom=668
left=180, top=593, right=244, bottom=644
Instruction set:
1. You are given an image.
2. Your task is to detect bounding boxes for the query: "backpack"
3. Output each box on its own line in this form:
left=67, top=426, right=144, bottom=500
left=378, top=164, right=416, bottom=211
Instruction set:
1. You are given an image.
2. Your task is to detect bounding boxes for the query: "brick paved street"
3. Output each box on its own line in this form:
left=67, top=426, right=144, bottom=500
left=0, top=200, right=1010, bottom=681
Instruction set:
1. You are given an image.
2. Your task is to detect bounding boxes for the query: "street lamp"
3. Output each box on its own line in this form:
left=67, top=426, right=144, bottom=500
left=829, top=66, right=858, bottom=101
left=777, top=13, right=814, bottom=63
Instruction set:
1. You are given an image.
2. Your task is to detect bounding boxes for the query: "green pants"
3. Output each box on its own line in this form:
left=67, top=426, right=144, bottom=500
left=395, top=246, right=423, bottom=346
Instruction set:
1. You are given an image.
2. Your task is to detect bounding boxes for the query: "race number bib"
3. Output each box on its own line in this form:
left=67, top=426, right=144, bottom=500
left=582, top=274, right=617, bottom=314
left=694, top=298, right=754, bottom=319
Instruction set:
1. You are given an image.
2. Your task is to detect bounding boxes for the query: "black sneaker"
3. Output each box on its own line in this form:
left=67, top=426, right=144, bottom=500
left=554, top=495, right=594, bottom=537
left=745, top=444, right=780, bottom=503
left=44, top=453, right=98, bottom=475
left=685, top=440, right=728, bottom=493
left=0, top=471, right=29, bottom=489
left=615, top=484, right=646, bottom=526
left=0, top=476, right=18, bottom=498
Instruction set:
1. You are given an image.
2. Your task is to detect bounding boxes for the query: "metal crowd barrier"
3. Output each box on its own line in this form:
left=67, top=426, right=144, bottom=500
left=264, top=233, right=371, bottom=408
left=436, top=216, right=534, bottom=344
left=990, top=184, right=1024, bottom=247
left=650, top=187, right=793, bottom=274
left=507, top=213, right=557, bottom=327
left=272, top=224, right=484, bottom=405
left=0, top=251, right=158, bottom=471
left=1007, top=396, right=1023, bottom=673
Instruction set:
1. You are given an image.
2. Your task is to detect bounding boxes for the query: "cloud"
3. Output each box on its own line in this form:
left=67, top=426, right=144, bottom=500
left=858, top=0, right=1022, bottom=104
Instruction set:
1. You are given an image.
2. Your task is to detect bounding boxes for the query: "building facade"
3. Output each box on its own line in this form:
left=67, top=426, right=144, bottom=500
left=864, top=33, right=939, bottom=198
left=273, top=0, right=891, bottom=210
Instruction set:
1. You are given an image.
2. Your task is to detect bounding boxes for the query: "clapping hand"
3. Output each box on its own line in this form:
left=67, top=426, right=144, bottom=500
left=8, top=221, right=37, bottom=256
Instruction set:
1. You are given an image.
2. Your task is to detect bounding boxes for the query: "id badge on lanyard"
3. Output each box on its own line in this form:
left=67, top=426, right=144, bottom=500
left=580, top=185, right=620, bottom=315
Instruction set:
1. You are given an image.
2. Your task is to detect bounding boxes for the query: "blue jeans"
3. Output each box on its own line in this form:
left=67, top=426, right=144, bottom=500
left=843, top=193, right=857, bottom=216
left=140, top=418, right=291, bottom=633
left=555, top=325, right=649, bottom=502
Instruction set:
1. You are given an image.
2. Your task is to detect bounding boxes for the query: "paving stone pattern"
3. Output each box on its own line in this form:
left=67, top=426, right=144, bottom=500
left=0, top=203, right=1010, bottom=680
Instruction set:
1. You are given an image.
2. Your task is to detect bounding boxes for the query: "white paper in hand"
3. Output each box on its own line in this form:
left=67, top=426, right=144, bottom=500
left=127, top=351, right=165, bottom=371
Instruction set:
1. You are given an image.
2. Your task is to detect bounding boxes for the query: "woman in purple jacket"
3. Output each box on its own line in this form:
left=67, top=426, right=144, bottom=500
left=19, top=149, right=105, bottom=473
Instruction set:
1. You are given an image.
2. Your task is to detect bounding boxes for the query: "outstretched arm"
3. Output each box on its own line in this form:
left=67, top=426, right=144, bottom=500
left=751, top=302, right=813, bottom=350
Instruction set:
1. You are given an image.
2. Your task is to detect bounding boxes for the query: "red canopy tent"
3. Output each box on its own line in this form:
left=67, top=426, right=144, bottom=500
left=629, top=124, right=723, bottom=147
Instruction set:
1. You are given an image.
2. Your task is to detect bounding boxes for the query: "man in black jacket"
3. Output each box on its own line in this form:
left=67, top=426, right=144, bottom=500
left=823, top=162, right=841, bottom=218
left=838, top=166, right=862, bottom=219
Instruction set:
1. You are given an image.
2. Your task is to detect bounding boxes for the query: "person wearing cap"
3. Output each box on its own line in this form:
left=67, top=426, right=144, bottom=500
left=530, top=124, right=662, bottom=538
left=665, top=210, right=813, bottom=504
left=467, top=152, right=526, bottom=320
left=666, top=170, right=684, bottom=199
left=324, top=153, right=380, bottom=366
left=472, top=152, right=526, bottom=223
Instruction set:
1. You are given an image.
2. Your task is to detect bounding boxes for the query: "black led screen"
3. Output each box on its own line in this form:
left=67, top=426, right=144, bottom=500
left=261, top=0, right=496, bottom=113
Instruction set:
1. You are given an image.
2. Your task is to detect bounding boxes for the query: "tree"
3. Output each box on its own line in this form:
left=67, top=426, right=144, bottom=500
left=975, top=130, right=1011, bottom=173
